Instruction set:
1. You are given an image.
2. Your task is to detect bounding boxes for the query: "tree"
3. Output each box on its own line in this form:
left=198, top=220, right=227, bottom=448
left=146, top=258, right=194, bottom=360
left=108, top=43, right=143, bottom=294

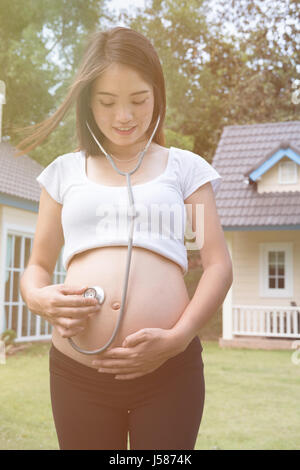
left=0, top=0, right=111, bottom=164
left=120, top=0, right=300, bottom=159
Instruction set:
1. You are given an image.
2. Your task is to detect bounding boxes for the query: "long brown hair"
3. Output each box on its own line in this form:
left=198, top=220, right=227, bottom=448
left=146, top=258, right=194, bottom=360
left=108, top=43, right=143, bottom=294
left=14, top=26, right=166, bottom=157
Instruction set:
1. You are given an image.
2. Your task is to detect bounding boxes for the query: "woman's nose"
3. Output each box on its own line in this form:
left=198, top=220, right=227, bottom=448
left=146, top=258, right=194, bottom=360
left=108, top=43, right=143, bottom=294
left=115, top=106, right=133, bottom=122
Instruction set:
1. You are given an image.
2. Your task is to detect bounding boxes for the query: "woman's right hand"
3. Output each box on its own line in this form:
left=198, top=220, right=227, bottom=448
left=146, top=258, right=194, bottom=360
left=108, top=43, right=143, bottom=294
left=28, top=284, right=102, bottom=338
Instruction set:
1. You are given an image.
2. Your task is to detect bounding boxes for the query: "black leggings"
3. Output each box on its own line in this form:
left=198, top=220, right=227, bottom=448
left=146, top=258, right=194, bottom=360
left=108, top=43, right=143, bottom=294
left=49, top=336, right=205, bottom=450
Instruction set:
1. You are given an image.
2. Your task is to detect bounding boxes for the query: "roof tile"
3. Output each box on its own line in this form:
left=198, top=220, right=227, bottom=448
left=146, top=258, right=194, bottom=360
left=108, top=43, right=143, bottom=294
left=212, top=121, right=300, bottom=227
left=0, top=141, right=45, bottom=202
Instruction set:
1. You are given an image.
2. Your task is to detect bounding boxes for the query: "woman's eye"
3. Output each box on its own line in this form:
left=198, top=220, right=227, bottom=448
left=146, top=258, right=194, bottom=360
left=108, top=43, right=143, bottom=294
left=99, top=100, right=147, bottom=107
left=132, top=100, right=147, bottom=105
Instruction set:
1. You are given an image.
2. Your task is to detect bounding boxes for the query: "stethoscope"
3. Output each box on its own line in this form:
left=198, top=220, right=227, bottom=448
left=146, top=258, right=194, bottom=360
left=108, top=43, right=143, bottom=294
left=68, top=115, right=161, bottom=355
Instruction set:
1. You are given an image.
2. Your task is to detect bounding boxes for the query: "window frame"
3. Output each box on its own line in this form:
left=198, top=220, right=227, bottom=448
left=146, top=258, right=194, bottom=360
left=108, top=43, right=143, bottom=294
left=278, top=159, right=298, bottom=184
left=1, top=222, right=65, bottom=342
left=259, top=242, right=293, bottom=298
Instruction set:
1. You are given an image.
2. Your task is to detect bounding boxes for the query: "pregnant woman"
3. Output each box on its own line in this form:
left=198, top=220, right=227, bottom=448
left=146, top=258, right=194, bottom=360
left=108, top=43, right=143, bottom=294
left=18, top=26, right=233, bottom=450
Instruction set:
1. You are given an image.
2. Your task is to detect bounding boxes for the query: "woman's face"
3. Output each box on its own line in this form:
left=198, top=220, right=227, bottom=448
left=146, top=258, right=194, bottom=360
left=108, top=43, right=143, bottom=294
left=89, top=63, right=155, bottom=152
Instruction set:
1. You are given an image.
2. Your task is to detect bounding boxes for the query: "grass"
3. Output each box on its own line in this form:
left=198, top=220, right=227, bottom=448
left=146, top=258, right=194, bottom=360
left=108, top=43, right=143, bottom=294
left=196, top=341, right=300, bottom=450
left=0, top=343, right=57, bottom=450
left=0, top=340, right=299, bottom=450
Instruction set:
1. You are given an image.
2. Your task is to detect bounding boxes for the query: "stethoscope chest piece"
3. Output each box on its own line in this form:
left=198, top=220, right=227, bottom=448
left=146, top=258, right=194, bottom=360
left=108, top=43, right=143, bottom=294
left=83, top=286, right=105, bottom=304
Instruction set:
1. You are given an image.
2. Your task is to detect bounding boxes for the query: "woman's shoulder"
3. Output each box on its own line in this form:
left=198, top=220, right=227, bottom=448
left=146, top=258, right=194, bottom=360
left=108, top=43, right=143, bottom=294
left=152, top=143, right=169, bottom=156
left=154, top=144, right=192, bottom=158
left=169, top=146, right=210, bottom=166
left=38, top=150, right=82, bottom=184
left=153, top=144, right=205, bottom=172
left=58, top=149, right=82, bottom=161
left=170, top=146, right=199, bottom=157
left=55, top=149, right=82, bottom=169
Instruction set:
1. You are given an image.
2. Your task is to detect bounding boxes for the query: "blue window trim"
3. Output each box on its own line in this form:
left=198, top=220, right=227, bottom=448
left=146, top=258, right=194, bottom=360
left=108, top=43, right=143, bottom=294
left=249, top=148, right=300, bottom=182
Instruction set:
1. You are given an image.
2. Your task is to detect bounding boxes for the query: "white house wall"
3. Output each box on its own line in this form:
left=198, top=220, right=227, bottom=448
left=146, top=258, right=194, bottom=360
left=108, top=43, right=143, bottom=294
left=232, top=230, right=300, bottom=306
left=0, top=205, right=37, bottom=334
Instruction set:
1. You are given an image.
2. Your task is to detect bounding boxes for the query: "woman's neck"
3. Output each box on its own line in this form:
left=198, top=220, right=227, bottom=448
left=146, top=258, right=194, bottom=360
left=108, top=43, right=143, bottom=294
left=101, top=136, right=154, bottom=161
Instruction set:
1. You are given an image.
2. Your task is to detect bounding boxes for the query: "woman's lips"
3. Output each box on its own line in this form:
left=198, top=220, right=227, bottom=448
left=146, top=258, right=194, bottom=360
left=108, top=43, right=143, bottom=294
left=113, top=126, right=137, bottom=135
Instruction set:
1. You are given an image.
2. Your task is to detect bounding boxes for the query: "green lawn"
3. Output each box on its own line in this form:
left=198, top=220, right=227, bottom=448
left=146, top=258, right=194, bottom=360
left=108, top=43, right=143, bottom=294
left=0, top=341, right=299, bottom=450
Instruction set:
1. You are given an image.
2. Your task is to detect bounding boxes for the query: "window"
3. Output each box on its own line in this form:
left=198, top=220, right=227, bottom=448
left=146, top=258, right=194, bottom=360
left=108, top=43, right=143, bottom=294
left=268, top=251, right=285, bottom=288
left=259, top=242, right=293, bottom=298
left=278, top=160, right=298, bottom=184
left=3, top=229, right=66, bottom=342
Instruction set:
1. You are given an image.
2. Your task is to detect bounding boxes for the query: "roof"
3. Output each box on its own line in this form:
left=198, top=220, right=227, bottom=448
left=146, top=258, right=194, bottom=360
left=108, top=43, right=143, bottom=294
left=212, top=121, right=300, bottom=229
left=0, top=141, right=42, bottom=203
left=245, top=142, right=300, bottom=178
left=2, top=121, right=300, bottom=229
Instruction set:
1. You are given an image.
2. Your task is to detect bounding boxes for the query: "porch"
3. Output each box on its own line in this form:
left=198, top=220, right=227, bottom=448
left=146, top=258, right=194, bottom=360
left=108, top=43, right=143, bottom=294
left=220, top=304, right=300, bottom=350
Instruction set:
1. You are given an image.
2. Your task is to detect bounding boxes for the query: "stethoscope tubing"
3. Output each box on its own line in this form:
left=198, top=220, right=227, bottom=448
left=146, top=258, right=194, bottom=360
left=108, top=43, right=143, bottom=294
left=68, top=116, right=161, bottom=355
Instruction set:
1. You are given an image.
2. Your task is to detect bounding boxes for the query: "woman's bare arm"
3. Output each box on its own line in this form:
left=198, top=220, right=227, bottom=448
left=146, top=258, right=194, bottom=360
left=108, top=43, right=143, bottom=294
left=20, top=186, right=64, bottom=311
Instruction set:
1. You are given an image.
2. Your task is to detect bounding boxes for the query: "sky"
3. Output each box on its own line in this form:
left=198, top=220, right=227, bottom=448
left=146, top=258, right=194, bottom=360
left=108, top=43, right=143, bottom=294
left=106, top=0, right=239, bottom=36
left=107, top=0, right=147, bottom=16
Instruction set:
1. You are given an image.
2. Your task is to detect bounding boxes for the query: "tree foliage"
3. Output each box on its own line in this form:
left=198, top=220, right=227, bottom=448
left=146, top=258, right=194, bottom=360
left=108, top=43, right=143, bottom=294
left=1, top=0, right=299, bottom=163
left=0, top=0, right=110, bottom=163
left=121, top=0, right=300, bottom=158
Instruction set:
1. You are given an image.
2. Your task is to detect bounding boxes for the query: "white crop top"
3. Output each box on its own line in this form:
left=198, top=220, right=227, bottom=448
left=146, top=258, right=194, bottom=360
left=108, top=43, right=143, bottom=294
left=36, top=146, right=222, bottom=275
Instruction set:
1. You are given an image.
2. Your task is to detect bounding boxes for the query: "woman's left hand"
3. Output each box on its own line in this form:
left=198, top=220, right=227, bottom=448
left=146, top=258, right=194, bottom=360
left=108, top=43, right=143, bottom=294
left=92, top=327, right=182, bottom=380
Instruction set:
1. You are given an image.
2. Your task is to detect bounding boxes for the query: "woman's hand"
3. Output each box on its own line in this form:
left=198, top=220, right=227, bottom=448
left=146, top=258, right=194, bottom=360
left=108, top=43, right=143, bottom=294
left=92, top=327, right=182, bottom=380
left=27, top=284, right=101, bottom=338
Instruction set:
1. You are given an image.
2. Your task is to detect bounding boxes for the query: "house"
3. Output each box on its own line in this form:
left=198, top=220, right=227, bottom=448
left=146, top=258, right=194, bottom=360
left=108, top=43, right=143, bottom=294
left=1, top=119, right=300, bottom=349
left=212, top=120, right=300, bottom=349
left=0, top=141, right=65, bottom=342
